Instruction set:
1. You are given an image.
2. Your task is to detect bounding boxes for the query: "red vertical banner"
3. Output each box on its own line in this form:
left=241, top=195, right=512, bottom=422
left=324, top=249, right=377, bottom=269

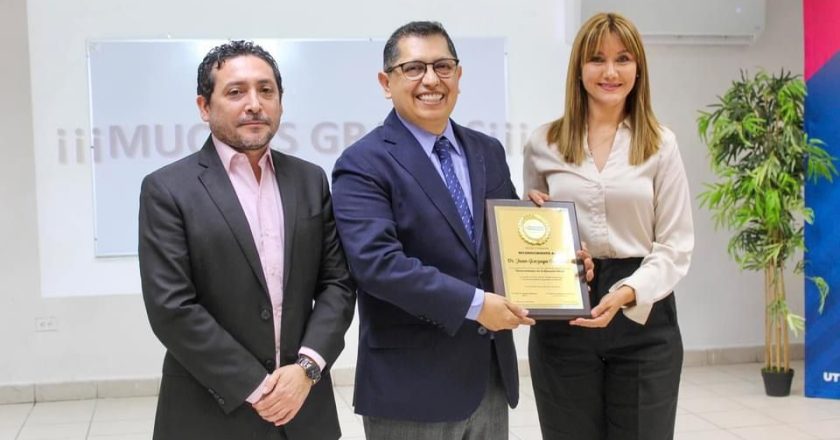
left=804, top=0, right=840, bottom=399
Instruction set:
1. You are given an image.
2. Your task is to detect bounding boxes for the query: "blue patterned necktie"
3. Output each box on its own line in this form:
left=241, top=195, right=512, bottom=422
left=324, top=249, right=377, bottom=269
left=433, top=136, right=475, bottom=244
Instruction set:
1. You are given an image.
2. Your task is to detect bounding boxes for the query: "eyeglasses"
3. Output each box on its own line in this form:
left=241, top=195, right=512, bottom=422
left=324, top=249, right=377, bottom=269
left=385, top=58, right=460, bottom=80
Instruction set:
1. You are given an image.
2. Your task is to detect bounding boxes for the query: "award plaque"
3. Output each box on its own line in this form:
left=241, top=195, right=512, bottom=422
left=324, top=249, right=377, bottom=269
left=486, top=200, right=590, bottom=319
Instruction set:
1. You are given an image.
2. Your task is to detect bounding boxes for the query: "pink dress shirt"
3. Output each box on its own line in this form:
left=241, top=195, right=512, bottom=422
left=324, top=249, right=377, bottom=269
left=212, top=137, right=325, bottom=404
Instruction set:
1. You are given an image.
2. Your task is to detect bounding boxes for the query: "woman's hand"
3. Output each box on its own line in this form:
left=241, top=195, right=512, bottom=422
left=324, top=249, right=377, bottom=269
left=527, top=190, right=550, bottom=206
left=570, top=285, right=636, bottom=328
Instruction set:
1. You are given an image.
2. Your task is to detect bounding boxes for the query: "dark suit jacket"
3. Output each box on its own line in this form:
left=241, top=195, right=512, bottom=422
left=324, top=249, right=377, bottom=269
left=139, top=137, right=355, bottom=440
left=331, top=110, right=519, bottom=422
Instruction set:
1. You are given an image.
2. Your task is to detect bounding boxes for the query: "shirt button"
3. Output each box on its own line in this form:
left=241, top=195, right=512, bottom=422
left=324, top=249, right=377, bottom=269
left=478, top=326, right=488, bottom=336
left=260, top=309, right=271, bottom=321
left=264, top=359, right=275, bottom=369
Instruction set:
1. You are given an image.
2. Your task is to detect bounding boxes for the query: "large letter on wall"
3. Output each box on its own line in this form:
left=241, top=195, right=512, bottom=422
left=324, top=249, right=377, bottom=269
left=804, top=0, right=840, bottom=400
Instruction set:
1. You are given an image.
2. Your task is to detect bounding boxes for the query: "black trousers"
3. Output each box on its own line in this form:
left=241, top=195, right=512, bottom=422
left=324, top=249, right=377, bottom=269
left=529, top=258, right=683, bottom=440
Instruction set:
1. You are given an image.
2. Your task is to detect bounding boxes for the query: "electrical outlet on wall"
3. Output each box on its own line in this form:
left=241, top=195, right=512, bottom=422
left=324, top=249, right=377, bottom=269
left=35, top=316, right=58, bottom=332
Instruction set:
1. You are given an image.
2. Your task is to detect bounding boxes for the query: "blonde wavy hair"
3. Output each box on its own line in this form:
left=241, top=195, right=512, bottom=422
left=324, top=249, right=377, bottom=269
left=547, top=12, right=660, bottom=165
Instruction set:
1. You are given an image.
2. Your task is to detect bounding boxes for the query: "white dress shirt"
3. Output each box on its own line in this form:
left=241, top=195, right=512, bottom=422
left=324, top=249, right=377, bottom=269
left=523, top=121, right=694, bottom=324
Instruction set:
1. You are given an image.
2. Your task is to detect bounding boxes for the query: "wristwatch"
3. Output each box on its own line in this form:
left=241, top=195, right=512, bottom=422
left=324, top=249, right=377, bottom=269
left=296, top=355, right=321, bottom=385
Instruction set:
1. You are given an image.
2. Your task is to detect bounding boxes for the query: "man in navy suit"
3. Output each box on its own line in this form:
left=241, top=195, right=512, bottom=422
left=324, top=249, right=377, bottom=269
left=332, top=21, right=536, bottom=439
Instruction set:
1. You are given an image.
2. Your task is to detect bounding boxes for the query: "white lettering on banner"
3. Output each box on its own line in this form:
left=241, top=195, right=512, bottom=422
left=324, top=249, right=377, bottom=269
left=58, top=121, right=536, bottom=165
left=83, top=39, right=512, bottom=257
left=824, top=372, right=840, bottom=382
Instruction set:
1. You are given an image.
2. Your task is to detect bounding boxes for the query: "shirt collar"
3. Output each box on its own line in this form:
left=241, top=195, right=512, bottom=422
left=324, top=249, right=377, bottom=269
left=212, top=135, right=275, bottom=174
left=395, top=112, right=462, bottom=158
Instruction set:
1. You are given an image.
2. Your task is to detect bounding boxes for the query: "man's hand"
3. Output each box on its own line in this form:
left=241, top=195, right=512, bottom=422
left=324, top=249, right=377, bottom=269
left=252, top=364, right=312, bottom=426
left=578, top=242, right=595, bottom=283
left=477, top=292, right=536, bottom=331
left=570, top=285, right=635, bottom=328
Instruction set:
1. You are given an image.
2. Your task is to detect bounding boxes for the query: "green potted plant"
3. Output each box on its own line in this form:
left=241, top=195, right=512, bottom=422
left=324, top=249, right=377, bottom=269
left=697, top=70, right=836, bottom=396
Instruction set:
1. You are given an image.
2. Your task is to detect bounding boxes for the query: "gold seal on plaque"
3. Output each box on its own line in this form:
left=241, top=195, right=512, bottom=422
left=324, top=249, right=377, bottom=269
left=518, top=213, right=551, bottom=245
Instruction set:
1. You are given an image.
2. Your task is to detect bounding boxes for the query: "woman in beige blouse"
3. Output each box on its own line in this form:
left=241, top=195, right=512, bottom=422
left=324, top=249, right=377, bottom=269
left=523, top=12, right=694, bottom=440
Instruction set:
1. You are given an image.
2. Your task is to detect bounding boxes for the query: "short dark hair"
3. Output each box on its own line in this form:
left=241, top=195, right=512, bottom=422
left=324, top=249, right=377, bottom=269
left=382, top=21, right=458, bottom=70
left=196, top=40, right=283, bottom=103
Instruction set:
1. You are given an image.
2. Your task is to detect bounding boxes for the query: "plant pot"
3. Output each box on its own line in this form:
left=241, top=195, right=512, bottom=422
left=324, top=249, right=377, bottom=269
left=761, top=368, right=794, bottom=397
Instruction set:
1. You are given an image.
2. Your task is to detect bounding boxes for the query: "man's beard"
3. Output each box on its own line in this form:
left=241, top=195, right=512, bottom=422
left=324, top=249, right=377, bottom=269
left=228, top=132, right=273, bottom=151
left=211, top=119, right=277, bottom=152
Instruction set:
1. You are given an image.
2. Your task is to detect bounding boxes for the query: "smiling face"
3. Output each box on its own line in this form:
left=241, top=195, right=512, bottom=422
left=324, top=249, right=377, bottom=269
left=581, top=32, right=637, bottom=113
left=196, top=55, right=282, bottom=152
left=378, top=34, right=461, bottom=134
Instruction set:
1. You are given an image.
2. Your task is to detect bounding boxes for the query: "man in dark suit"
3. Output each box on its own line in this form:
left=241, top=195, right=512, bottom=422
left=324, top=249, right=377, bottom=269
left=331, top=22, right=535, bottom=439
left=139, top=40, right=355, bottom=440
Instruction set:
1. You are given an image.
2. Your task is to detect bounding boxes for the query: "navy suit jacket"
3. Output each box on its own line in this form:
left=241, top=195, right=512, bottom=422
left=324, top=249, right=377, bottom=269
left=332, top=110, right=519, bottom=422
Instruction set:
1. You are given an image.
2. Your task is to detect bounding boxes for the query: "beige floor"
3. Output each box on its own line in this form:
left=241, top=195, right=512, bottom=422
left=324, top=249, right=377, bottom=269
left=2, top=361, right=839, bottom=439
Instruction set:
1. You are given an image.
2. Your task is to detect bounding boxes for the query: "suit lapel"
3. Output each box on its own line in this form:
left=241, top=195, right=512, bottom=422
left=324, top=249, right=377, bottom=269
left=271, top=150, right=297, bottom=292
left=382, top=111, right=477, bottom=260
left=454, top=123, right=487, bottom=252
left=196, top=137, right=269, bottom=296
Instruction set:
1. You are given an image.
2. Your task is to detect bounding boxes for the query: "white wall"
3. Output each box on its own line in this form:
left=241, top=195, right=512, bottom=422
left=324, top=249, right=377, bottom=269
left=0, top=0, right=805, bottom=387
left=646, top=0, right=805, bottom=349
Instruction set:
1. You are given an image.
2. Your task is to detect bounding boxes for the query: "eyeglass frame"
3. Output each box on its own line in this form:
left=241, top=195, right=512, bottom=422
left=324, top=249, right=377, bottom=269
left=384, top=58, right=460, bottom=80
